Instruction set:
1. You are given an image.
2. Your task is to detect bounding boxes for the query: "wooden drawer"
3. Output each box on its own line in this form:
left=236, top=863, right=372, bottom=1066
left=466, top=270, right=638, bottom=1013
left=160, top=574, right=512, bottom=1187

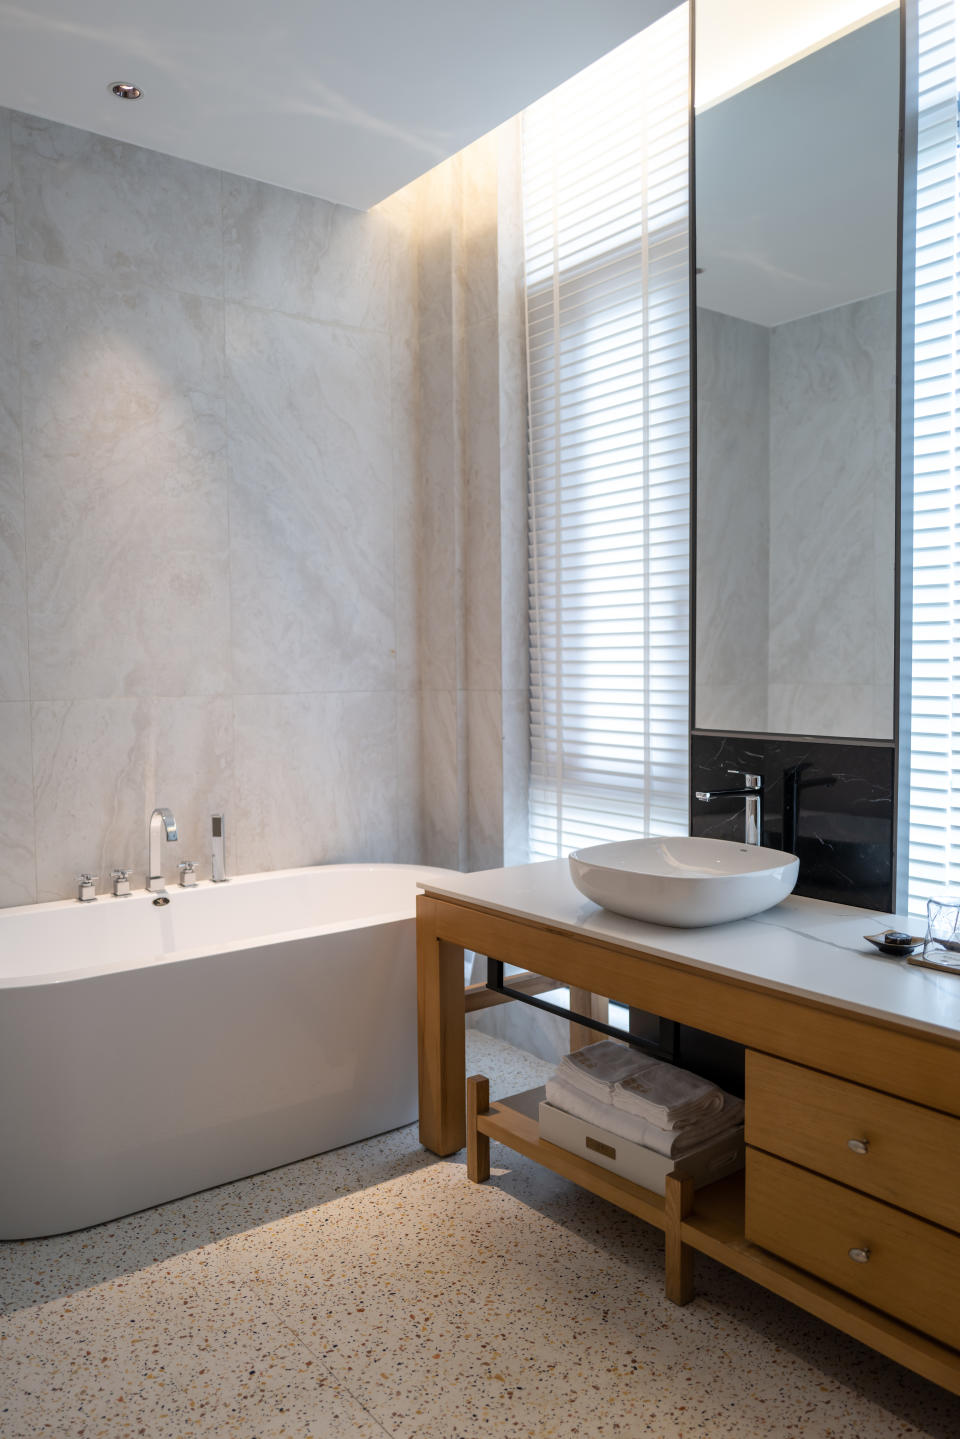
left=746, top=1149, right=960, bottom=1348
left=746, top=1050, right=960, bottom=1233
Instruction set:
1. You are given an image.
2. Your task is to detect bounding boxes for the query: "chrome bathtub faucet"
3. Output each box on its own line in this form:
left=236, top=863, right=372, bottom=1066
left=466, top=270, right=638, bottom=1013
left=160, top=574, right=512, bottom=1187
left=178, top=860, right=199, bottom=888
left=695, top=771, right=764, bottom=846
left=77, top=873, right=98, bottom=903
left=111, top=868, right=132, bottom=897
left=147, top=807, right=178, bottom=894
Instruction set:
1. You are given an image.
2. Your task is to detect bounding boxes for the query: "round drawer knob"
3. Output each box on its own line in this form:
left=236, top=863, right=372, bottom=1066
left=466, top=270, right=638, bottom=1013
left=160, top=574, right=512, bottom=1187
left=848, top=1247, right=871, bottom=1264
left=847, top=1138, right=869, bottom=1155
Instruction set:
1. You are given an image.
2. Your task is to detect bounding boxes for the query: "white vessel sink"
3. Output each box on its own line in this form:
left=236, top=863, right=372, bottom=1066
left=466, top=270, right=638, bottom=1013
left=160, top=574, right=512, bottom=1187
left=568, top=836, right=799, bottom=928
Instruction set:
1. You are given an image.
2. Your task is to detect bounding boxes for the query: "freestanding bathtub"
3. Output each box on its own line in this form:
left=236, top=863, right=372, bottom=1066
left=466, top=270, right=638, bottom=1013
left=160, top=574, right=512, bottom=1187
left=0, top=863, right=457, bottom=1239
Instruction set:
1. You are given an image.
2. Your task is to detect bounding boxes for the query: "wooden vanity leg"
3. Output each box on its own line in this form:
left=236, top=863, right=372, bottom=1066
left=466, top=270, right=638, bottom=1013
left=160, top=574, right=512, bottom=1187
left=467, top=1075, right=491, bottom=1182
left=664, top=1173, right=696, bottom=1306
left=417, top=896, right=466, bottom=1155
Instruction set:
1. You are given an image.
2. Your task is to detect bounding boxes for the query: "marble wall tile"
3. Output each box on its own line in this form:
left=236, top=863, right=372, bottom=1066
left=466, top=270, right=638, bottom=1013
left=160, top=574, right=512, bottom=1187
left=378, top=179, right=420, bottom=346
left=417, top=325, right=460, bottom=692
left=767, top=683, right=876, bottom=740
left=395, top=691, right=423, bottom=862
left=226, top=302, right=396, bottom=694
left=0, top=109, right=14, bottom=258
left=501, top=688, right=530, bottom=868
left=460, top=130, right=500, bottom=332
left=11, top=113, right=222, bottom=298
left=0, top=103, right=522, bottom=903
left=147, top=696, right=235, bottom=883
left=695, top=308, right=769, bottom=725
left=419, top=689, right=462, bottom=870
left=497, top=261, right=530, bottom=698
left=0, top=256, right=28, bottom=701
left=19, top=262, right=231, bottom=700
left=695, top=683, right=768, bottom=734
left=496, top=121, right=525, bottom=345
left=466, top=987, right=569, bottom=1063
left=417, top=162, right=455, bottom=341
left=768, top=294, right=895, bottom=718
left=391, top=328, right=421, bottom=696
left=222, top=174, right=390, bottom=331
left=232, top=692, right=398, bottom=875
left=466, top=689, right=503, bottom=871
left=32, top=696, right=233, bottom=899
left=0, top=703, right=36, bottom=906
left=464, top=318, right=503, bottom=692
left=385, top=191, right=421, bottom=697
left=696, top=292, right=897, bottom=743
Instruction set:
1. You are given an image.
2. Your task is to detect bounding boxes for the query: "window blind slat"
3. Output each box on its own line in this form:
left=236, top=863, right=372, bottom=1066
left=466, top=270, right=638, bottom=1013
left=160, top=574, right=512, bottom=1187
left=524, top=7, right=691, bottom=860
left=904, top=0, right=960, bottom=914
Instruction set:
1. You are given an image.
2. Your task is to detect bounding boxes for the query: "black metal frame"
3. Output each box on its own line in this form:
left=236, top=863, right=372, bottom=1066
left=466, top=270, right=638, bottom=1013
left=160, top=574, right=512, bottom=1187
left=485, top=958, right=680, bottom=1062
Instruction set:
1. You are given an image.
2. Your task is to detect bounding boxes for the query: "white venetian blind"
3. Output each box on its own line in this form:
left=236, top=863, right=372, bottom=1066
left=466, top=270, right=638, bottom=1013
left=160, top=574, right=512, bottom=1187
left=903, top=0, right=960, bottom=912
left=522, top=4, right=691, bottom=861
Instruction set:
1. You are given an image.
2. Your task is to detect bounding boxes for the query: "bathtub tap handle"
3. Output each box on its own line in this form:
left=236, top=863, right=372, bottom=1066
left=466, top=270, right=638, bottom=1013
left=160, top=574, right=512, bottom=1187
left=178, top=860, right=199, bottom=888
left=111, top=868, right=132, bottom=898
left=77, top=874, right=98, bottom=903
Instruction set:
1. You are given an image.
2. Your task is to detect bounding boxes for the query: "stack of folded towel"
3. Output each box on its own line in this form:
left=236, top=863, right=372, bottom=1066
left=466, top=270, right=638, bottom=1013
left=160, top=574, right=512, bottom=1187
left=544, top=1038, right=743, bottom=1158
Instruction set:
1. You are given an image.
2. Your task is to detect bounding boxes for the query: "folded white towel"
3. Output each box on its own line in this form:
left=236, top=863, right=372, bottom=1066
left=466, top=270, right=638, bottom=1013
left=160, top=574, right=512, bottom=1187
left=612, top=1061, right=723, bottom=1131
left=558, top=1039, right=656, bottom=1103
left=545, top=1073, right=744, bottom=1159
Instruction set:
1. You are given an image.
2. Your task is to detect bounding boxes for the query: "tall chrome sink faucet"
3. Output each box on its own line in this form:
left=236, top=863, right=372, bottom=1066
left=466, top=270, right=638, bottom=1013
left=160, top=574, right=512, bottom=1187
left=147, top=807, right=179, bottom=893
left=695, top=770, right=764, bottom=846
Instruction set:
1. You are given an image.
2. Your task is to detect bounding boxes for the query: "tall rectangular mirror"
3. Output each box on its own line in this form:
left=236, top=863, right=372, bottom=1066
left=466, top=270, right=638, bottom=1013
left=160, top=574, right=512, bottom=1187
left=694, top=3, right=901, bottom=740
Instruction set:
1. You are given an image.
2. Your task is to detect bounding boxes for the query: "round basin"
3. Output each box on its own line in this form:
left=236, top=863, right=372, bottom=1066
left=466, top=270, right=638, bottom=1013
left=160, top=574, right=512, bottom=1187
left=568, top=835, right=800, bottom=928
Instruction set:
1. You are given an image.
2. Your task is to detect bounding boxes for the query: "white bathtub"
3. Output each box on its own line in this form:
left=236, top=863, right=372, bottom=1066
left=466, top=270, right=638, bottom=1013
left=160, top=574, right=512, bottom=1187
left=0, top=863, right=457, bottom=1239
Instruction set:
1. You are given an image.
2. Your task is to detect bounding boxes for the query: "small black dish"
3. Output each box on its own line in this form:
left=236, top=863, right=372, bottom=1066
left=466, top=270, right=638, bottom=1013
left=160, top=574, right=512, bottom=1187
left=864, top=929, right=925, bottom=958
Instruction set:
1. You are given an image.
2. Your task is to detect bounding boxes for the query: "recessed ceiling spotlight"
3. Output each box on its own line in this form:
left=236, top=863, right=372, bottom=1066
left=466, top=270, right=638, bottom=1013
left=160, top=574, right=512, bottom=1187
left=109, top=82, right=142, bottom=100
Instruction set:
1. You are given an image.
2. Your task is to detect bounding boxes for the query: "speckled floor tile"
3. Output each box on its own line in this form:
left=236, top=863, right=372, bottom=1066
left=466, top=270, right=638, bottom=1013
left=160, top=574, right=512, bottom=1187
left=2, top=1032, right=959, bottom=1439
left=169, top=1339, right=391, bottom=1438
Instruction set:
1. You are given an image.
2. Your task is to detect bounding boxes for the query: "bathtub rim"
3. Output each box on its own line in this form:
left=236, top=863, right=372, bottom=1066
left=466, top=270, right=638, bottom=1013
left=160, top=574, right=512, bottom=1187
left=0, top=862, right=461, bottom=991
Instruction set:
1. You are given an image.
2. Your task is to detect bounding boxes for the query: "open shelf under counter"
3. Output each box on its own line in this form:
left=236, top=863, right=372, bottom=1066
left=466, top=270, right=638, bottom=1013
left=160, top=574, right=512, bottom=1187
left=475, top=1084, right=668, bottom=1230
left=474, top=1083, right=960, bottom=1397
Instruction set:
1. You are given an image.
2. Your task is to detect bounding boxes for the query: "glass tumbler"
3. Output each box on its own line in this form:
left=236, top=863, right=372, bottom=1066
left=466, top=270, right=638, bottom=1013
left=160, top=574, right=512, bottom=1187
left=923, top=897, right=960, bottom=968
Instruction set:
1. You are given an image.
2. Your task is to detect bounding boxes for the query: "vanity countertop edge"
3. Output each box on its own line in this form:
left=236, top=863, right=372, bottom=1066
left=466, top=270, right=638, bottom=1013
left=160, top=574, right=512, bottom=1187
left=418, top=860, right=960, bottom=1046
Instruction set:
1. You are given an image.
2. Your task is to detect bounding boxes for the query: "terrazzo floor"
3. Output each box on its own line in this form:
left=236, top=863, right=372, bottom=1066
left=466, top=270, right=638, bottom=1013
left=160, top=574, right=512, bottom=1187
left=2, top=1032, right=959, bottom=1439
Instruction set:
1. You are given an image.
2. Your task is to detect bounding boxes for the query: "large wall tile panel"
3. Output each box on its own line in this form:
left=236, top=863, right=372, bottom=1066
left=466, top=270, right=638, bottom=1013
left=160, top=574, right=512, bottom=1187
left=0, top=702, right=35, bottom=906
left=0, top=254, right=27, bottom=701
left=19, top=262, right=230, bottom=701
left=0, top=104, right=525, bottom=904
left=225, top=302, right=395, bottom=695
left=232, top=692, right=398, bottom=875
left=11, top=112, right=223, bottom=298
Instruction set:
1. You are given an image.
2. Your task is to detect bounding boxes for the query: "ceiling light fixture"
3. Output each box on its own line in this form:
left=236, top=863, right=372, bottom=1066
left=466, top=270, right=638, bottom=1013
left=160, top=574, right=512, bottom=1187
left=109, top=82, right=142, bottom=100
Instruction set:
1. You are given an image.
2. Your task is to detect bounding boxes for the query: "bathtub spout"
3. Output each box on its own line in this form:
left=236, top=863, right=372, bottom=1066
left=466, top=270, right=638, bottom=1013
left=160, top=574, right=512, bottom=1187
left=147, top=807, right=178, bottom=894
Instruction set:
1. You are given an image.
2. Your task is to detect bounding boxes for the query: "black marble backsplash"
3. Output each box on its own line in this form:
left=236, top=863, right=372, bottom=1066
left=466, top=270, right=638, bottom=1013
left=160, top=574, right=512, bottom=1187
left=691, top=733, right=895, bottom=912
left=660, top=732, right=897, bottom=1094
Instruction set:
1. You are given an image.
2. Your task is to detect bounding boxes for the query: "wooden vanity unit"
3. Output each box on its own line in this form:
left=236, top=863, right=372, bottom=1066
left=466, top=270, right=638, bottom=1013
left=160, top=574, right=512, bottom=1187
left=416, top=862, right=960, bottom=1394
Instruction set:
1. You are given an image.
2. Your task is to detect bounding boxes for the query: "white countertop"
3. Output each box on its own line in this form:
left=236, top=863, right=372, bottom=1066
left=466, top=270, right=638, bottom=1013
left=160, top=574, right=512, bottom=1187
left=420, top=859, right=960, bottom=1043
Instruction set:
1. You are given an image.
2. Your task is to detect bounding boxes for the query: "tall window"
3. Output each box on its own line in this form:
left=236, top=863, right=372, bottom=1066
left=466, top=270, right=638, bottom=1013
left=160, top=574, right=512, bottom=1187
left=522, top=5, right=691, bottom=861
left=902, top=0, right=960, bottom=912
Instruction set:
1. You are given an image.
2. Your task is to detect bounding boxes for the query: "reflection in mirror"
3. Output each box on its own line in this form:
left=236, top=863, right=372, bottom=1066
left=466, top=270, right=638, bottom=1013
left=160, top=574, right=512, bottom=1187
left=694, top=5, right=900, bottom=740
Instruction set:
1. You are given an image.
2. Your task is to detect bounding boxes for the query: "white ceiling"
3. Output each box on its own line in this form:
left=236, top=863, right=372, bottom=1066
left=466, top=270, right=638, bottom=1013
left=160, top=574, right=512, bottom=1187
left=696, top=10, right=900, bottom=328
left=0, top=0, right=676, bottom=210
